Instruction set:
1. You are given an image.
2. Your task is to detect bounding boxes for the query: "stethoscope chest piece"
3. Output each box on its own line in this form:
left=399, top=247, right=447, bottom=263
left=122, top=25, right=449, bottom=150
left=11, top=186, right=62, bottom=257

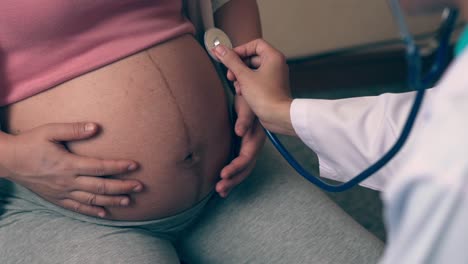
left=204, top=28, right=233, bottom=62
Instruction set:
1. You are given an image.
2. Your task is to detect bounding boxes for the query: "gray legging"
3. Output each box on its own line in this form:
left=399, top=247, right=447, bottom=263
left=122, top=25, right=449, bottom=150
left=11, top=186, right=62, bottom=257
left=0, top=141, right=383, bottom=264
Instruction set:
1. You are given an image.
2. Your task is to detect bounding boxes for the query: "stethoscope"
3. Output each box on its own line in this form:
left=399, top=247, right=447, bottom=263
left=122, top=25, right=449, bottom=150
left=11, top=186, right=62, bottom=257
left=204, top=0, right=459, bottom=192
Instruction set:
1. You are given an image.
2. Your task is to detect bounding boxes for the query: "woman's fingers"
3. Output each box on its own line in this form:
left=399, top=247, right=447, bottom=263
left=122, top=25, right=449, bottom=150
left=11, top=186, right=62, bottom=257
left=74, top=176, right=143, bottom=195
left=70, top=155, right=138, bottom=176
left=217, top=161, right=256, bottom=198
left=227, top=70, right=236, bottom=82
left=221, top=119, right=265, bottom=180
left=60, top=199, right=107, bottom=218
left=68, top=191, right=130, bottom=207
left=42, top=122, right=99, bottom=142
left=234, top=96, right=256, bottom=136
left=220, top=154, right=251, bottom=179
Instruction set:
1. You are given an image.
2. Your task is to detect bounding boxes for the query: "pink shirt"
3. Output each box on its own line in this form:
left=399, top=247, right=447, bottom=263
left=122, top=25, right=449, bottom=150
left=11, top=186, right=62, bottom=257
left=0, top=0, right=195, bottom=106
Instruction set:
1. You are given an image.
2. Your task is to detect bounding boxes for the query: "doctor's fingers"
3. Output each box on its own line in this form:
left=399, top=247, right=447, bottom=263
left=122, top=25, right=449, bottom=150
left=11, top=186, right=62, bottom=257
left=233, top=38, right=286, bottom=66
left=226, top=45, right=286, bottom=85
left=214, top=44, right=253, bottom=80
left=242, top=55, right=262, bottom=69
left=227, top=56, right=262, bottom=81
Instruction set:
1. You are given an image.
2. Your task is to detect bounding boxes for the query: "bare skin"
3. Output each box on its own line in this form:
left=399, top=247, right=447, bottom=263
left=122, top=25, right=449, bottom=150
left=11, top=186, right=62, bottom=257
left=0, top=0, right=263, bottom=220
left=213, top=0, right=468, bottom=137
left=2, top=34, right=232, bottom=220
left=214, top=40, right=295, bottom=136
left=0, top=121, right=144, bottom=218
left=213, top=0, right=265, bottom=197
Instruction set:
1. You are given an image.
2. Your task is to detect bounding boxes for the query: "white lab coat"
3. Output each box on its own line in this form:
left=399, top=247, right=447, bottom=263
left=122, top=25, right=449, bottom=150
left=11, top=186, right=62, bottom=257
left=290, top=49, right=468, bottom=263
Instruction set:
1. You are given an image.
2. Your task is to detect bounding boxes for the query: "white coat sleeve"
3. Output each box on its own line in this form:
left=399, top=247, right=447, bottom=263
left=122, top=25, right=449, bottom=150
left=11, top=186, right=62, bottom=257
left=290, top=90, right=436, bottom=191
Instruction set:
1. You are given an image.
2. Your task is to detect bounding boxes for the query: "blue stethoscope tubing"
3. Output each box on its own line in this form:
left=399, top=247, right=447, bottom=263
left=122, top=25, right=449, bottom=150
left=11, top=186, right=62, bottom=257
left=263, top=3, right=459, bottom=192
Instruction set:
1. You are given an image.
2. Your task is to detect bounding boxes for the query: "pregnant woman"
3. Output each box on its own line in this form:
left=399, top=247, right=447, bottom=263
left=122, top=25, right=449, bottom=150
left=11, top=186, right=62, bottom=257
left=0, top=0, right=383, bottom=263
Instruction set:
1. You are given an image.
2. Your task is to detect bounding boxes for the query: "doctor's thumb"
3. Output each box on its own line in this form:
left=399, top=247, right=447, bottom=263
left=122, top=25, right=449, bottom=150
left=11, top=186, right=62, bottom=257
left=214, top=45, right=251, bottom=80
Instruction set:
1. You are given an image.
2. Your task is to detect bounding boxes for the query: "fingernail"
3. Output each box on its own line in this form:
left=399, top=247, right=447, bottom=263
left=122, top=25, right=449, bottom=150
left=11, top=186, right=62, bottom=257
left=133, top=185, right=143, bottom=192
left=127, top=163, right=137, bottom=171
left=220, top=171, right=229, bottom=179
left=85, top=123, right=96, bottom=132
left=98, top=211, right=106, bottom=218
left=236, top=125, right=246, bottom=135
left=120, top=198, right=130, bottom=206
left=214, top=45, right=227, bottom=57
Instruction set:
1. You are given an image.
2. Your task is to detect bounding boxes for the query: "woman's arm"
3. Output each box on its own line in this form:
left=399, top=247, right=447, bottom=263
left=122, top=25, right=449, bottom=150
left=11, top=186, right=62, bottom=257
left=212, top=0, right=266, bottom=197
left=213, top=0, right=262, bottom=46
left=0, top=122, right=143, bottom=217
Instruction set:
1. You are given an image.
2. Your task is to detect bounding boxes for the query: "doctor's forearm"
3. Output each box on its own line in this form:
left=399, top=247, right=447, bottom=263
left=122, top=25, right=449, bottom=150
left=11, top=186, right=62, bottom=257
left=290, top=91, right=420, bottom=190
left=214, top=0, right=262, bottom=46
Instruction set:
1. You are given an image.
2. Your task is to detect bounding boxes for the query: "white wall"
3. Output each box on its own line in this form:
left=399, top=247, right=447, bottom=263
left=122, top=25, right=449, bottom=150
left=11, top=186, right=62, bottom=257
left=257, top=0, right=443, bottom=58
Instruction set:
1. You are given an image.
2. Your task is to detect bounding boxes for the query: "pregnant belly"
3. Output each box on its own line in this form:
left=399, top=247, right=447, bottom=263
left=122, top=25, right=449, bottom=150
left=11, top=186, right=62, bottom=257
left=1, top=34, right=233, bottom=220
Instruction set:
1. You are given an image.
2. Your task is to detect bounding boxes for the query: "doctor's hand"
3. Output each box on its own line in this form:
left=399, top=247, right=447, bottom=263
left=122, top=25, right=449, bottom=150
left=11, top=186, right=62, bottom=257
left=213, top=39, right=296, bottom=136
left=216, top=96, right=265, bottom=198
left=0, top=123, right=143, bottom=218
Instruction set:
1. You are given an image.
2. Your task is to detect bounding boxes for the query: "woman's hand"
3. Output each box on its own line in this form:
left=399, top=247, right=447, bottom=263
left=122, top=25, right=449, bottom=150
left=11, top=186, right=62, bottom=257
left=216, top=96, right=265, bottom=198
left=0, top=122, right=143, bottom=218
left=214, top=39, right=296, bottom=136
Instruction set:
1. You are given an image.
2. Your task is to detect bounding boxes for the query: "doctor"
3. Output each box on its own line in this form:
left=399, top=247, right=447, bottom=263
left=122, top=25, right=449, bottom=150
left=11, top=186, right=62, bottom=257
left=213, top=0, right=468, bottom=263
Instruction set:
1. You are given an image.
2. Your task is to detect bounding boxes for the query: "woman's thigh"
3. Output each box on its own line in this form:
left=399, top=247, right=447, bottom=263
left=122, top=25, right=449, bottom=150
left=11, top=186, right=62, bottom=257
left=0, top=208, right=179, bottom=264
left=178, top=141, right=384, bottom=264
